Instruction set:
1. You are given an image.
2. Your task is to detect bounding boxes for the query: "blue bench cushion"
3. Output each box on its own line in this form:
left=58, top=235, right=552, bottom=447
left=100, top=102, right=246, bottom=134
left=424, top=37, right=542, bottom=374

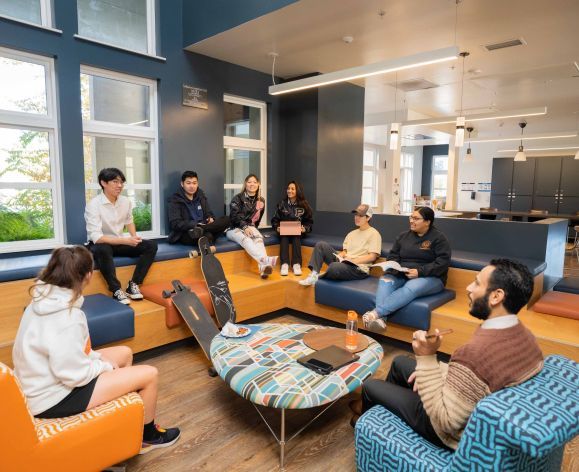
left=553, top=277, right=579, bottom=295
left=82, top=294, right=134, bottom=347
left=0, top=229, right=281, bottom=283
left=314, top=277, right=455, bottom=330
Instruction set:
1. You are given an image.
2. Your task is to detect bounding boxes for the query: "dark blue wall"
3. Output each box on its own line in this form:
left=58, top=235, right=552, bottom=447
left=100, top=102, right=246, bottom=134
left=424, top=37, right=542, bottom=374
left=421, top=144, right=449, bottom=196
left=182, top=0, right=298, bottom=46
left=0, top=0, right=283, bottom=246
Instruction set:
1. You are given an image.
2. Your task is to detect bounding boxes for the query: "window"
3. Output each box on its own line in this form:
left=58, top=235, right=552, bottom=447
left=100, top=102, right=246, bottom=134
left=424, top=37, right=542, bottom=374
left=223, top=95, right=267, bottom=222
left=81, top=66, right=159, bottom=236
left=431, top=155, right=448, bottom=200
left=400, top=152, right=414, bottom=213
left=362, top=147, right=379, bottom=207
left=77, top=0, right=156, bottom=55
left=0, top=47, right=62, bottom=252
left=0, top=0, right=52, bottom=27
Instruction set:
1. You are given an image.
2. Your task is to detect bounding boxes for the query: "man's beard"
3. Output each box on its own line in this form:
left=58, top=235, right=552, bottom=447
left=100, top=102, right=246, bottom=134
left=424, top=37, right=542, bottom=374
left=469, top=291, right=492, bottom=320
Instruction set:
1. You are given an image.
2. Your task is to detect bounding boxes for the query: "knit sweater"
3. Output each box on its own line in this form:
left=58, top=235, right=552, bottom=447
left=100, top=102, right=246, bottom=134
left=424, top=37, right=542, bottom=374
left=414, top=321, right=543, bottom=449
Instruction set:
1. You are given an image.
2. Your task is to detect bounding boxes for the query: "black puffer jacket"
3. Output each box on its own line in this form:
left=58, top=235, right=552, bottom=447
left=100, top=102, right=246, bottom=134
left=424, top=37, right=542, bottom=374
left=271, top=199, right=313, bottom=233
left=167, top=188, right=214, bottom=243
left=229, top=192, right=265, bottom=229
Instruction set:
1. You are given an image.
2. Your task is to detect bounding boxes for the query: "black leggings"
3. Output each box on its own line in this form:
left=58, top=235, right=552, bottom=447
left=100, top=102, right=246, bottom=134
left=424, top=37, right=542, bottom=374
left=35, top=377, right=99, bottom=419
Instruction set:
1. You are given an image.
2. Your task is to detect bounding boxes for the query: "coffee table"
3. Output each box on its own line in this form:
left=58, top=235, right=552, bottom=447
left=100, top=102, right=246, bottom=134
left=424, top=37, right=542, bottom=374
left=210, top=323, right=383, bottom=470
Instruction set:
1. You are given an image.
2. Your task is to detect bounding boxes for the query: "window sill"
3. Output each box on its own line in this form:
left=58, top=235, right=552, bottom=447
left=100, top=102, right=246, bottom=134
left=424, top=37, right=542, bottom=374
left=0, top=14, right=62, bottom=34
left=0, top=239, right=61, bottom=255
left=74, top=35, right=166, bottom=62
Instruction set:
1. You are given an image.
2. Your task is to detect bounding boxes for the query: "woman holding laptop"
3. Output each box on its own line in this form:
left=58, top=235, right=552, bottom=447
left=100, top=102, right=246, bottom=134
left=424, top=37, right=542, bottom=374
left=271, top=181, right=313, bottom=276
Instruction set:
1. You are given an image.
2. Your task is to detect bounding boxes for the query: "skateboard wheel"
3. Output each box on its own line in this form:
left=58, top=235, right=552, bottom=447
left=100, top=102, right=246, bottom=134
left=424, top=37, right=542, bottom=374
left=161, top=289, right=172, bottom=299
left=210, top=246, right=216, bottom=254
left=189, top=250, right=199, bottom=258
left=208, top=367, right=218, bottom=377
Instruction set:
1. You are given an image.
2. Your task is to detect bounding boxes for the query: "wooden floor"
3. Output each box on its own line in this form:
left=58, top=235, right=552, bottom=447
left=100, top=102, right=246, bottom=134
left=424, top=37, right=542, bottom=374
left=564, top=250, right=579, bottom=278
left=125, top=312, right=409, bottom=472
left=124, top=311, right=578, bottom=472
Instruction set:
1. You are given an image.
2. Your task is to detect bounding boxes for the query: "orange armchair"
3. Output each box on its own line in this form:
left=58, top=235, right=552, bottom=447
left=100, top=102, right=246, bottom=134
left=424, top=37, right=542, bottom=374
left=1, top=363, right=144, bottom=471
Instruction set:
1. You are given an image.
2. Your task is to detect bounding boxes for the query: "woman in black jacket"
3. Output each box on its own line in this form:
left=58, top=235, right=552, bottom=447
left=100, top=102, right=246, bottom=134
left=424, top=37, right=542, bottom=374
left=271, top=181, right=313, bottom=276
left=363, top=206, right=451, bottom=331
left=226, top=174, right=278, bottom=278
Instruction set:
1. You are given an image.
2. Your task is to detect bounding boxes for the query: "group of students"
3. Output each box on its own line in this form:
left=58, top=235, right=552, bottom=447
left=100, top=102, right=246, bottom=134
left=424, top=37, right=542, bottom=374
left=11, top=165, right=546, bottom=457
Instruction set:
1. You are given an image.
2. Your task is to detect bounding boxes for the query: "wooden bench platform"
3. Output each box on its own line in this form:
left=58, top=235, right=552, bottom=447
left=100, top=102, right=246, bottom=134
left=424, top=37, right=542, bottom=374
left=0, top=246, right=577, bottom=367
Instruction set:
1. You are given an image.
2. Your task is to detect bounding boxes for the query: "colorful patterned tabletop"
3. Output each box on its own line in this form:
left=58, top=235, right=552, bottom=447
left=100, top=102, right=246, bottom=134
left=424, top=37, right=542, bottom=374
left=210, top=323, right=384, bottom=409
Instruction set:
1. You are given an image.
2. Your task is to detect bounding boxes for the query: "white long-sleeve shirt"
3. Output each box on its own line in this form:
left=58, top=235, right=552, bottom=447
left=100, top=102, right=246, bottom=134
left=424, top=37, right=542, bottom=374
left=85, top=193, right=133, bottom=243
left=12, top=283, right=113, bottom=415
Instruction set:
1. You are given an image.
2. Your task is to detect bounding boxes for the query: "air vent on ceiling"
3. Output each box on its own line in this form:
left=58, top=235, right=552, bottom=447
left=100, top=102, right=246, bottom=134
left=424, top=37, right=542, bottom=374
left=387, top=78, right=439, bottom=92
left=482, top=38, right=526, bottom=52
left=403, top=134, right=433, bottom=140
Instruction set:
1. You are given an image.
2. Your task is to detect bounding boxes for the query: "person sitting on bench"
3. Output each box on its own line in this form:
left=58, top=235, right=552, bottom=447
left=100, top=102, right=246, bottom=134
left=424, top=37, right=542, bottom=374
left=352, top=259, right=543, bottom=450
left=299, top=204, right=381, bottom=286
left=12, top=246, right=180, bottom=454
left=167, top=170, right=230, bottom=245
left=363, top=206, right=451, bottom=331
left=85, top=168, right=157, bottom=305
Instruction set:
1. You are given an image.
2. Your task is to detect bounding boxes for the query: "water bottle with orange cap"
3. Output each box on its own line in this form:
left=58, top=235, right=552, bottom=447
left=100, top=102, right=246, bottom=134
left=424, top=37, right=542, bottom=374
left=345, top=310, right=358, bottom=351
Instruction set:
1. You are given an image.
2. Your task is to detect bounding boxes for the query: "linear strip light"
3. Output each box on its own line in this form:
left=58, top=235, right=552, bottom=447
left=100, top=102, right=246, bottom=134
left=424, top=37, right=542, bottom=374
left=497, top=146, right=579, bottom=152
left=402, top=106, right=547, bottom=127
left=471, top=132, right=578, bottom=143
left=268, top=46, right=459, bottom=96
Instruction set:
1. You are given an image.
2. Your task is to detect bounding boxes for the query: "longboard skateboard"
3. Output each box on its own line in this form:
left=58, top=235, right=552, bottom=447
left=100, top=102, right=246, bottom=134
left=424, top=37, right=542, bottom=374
left=198, top=236, right=237, bottom=327
left=162, top=280, right=219, bottom=375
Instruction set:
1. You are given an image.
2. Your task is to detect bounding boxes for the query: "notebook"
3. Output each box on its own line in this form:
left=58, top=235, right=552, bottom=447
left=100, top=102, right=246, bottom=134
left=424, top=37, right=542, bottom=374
left=279, top=221, right=302, bottom=236
left=297, top=345, right=360, bottom=375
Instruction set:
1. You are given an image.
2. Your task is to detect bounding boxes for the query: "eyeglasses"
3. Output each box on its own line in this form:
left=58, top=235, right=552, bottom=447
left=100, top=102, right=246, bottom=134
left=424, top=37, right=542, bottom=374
left=409, top=216, right=424, bottom=222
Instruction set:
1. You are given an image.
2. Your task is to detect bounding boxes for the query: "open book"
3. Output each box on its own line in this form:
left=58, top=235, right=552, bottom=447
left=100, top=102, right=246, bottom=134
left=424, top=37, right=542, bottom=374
left=370, top=260, right=410, bottom=273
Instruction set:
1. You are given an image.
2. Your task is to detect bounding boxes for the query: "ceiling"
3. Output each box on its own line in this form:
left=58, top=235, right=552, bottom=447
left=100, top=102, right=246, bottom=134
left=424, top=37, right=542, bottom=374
left=187, top=0, right=579, bottom=146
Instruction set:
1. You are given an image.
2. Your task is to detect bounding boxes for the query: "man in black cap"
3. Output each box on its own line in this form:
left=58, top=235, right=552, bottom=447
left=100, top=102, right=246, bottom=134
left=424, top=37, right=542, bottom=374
left=299, top=204, right=381, bottom=286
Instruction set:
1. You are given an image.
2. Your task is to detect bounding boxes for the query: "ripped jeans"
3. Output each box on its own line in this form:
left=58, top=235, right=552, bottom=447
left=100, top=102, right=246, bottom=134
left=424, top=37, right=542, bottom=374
left=226, top=226, right=268, bottom=263
left=375, top=274, right=444, bottom=318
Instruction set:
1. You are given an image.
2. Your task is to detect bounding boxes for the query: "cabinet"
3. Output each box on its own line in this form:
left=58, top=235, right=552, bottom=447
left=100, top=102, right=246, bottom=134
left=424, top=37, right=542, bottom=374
left=490, top=158, right=535, bottom=211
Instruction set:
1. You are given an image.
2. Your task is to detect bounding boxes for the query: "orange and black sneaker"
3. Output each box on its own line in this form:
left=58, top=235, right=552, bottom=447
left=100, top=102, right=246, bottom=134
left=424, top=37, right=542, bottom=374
left=139, top=424, right=181, bottom=454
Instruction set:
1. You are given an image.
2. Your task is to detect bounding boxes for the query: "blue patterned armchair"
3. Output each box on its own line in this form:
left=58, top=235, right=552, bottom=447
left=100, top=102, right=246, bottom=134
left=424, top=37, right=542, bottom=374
left=355, top=355, right=579, bottom=471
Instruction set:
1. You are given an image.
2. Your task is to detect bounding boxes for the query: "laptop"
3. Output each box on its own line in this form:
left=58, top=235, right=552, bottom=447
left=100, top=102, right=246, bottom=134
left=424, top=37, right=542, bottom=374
left=298, top=345, right=360, bottom=375
left=279, top=221, right=302, bottom=236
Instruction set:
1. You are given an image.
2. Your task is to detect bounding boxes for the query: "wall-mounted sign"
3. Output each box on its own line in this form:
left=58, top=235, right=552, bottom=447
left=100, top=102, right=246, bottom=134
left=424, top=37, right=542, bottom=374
left=182, top=85, right=208, bottom=109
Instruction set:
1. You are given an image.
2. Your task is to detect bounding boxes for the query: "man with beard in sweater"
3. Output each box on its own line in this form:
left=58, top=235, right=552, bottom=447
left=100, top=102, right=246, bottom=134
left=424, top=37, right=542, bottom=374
left=167, top=171, right=229, bottom=245
left=352, top=259, right=544, bottom=450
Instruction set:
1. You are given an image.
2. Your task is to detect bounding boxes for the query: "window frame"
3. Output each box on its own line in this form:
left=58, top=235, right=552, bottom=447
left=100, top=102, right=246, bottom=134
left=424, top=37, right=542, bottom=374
left=431, top=154, right=449, bottom=200
left=80, top=65, right=160, bottom=239
left=362, top=145, right=379, bottom=208
left=400, top=151, right=415, bottom=213
left=0, top=46, right=63, bottom=253
left=76, top=0, right=156, bottom=56
left=0, top=0, right=53, bottom=29
left=223, top=94, right=268, bottom=224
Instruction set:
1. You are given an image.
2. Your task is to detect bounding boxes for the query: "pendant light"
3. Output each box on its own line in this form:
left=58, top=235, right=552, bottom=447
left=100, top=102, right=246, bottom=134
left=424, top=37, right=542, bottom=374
left=464, top=126, right=474, bottom=161
left=390, top=73, right=400, bottom=150
left=514, top=121, right=527, bottom=162
left=455, top=51, right=469, bottom=147
left=574, top=149, right=579, bottom=160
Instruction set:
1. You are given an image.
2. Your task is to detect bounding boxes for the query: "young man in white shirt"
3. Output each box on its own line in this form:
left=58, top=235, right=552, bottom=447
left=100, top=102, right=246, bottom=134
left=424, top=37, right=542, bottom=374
left=85, top=168, right=158, bottom=304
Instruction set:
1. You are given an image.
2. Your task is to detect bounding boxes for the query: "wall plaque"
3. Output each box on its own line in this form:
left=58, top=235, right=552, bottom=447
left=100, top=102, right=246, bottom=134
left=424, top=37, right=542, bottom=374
left=182, top=85, right=208, bottom=109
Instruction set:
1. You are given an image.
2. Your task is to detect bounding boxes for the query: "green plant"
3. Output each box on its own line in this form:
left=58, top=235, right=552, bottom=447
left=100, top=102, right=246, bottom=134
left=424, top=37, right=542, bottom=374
left=132, top=201, right=152, bottom=232
left=0, top=207, right=53, bottom=242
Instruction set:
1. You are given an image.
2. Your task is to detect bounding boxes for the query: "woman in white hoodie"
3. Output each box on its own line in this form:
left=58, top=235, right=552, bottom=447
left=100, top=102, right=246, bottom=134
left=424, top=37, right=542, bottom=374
left=12, top=246, right=180, bottom=454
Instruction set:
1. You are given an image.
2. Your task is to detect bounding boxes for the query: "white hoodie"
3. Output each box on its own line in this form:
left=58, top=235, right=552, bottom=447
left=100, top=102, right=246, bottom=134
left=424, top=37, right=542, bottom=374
left=12, top=283, right=113, bottom=416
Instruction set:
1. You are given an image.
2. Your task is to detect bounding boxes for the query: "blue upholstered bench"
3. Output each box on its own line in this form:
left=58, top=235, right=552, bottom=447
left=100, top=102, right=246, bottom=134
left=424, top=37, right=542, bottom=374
left=0, top=230, right=280, bottom=283
left=82, top=294, right=134, bottom=347
left=553, top=277, right=579, bottom=295
left=355, top=355, right=579, bottom=472
left=315, top=277, right=456, bottom=330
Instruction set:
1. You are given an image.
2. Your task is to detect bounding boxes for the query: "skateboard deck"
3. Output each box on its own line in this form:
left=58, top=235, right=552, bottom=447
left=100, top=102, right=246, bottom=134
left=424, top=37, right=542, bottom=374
left=198, top=236, right=237, bottom=327
left=163, top=280, right=219, bottom=360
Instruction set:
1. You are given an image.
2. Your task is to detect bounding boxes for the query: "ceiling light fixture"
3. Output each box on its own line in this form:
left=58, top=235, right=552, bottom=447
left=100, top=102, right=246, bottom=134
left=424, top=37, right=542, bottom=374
left=464, top=126, right=474, bottom=161
left=575, top=149, right=579, bottom=160
left=497, top=146, right=579, bottom=153
left=268, top=46, right=460, bottom=95
left=401, top=106, right=547, bottom=127
left=514, top=121, right=527, bottom=162
left=455, top=51, right=469, bottom=147
left=470, top=131, right=577, bottom=143
left=390, top=73, right=400, bottom=150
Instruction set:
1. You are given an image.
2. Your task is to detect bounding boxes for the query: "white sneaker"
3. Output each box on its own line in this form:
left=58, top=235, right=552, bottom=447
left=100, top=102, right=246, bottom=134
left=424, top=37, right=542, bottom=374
left=292, top=264, right=302, bottom=275
left=362, top=309, right=379, bottom=328
left=280, top=263, right=289, bottom=276
left=299, top=272, right=319, bottom=286
left=368, top=318, right=387, bottom=332
left=113, top=289, right=131, bottom=305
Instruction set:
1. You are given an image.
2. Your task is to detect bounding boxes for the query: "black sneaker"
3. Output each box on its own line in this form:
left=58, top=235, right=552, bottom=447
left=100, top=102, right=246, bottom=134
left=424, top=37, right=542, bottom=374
left=112, top=289, right=131, bottom=305
left=139, top=425, right=181, bottom=454
left=126, top=281, right=144, bottom=300
left=188, top=226, right=204, bottom=240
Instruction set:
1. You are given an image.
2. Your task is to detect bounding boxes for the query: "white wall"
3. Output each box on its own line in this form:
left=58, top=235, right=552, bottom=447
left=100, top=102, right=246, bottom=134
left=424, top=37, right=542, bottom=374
left=456, top=142, right=500, bottom=211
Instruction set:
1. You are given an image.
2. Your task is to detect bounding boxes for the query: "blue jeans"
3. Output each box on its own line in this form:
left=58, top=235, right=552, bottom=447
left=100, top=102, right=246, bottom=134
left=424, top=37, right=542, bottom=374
left=375, top=274, right=444, bottom=318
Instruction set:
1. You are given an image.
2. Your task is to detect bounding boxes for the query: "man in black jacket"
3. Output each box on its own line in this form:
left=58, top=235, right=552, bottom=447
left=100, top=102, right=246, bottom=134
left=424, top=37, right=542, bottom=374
left=167, top=171, right=229, bottom=245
